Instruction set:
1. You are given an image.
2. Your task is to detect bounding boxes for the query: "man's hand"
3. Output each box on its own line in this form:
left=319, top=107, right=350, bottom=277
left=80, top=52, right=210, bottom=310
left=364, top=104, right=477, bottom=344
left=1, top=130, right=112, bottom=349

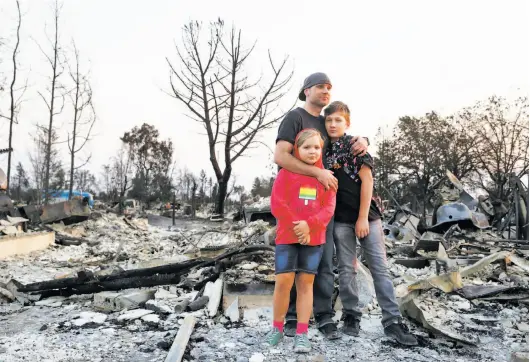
left=355, top=218, right=370, bottom=239
left=350, top=136, right=368, bottom=157
left=316, top=169, right=338, bottom=192
left=293, top=220, right=311, bottom=245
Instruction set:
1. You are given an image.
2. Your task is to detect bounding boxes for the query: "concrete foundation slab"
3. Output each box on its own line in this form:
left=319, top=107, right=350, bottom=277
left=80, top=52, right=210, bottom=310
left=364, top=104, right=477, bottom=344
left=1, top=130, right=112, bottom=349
left=0, top=231, right=55, bottom=260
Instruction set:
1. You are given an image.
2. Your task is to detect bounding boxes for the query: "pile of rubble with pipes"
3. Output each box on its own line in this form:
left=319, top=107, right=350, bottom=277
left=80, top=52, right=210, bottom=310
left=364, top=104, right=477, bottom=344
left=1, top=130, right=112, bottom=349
left=0, top=169, right=528, bottom=362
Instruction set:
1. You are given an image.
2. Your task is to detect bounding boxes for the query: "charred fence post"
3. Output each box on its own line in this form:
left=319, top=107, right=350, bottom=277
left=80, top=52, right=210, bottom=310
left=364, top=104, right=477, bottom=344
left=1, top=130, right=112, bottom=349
left=172, top=192, right=176, bottom=226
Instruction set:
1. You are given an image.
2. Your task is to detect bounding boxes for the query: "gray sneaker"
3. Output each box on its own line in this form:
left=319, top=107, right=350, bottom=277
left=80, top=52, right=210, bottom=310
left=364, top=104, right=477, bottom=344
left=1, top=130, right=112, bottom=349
left=293, top=333, right=311, bottom=353
left=264, top=327, right=284, bottom=347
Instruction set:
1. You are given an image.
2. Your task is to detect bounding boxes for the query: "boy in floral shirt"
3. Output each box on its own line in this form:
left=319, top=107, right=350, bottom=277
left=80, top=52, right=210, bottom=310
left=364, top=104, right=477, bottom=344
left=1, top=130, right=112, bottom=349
left=324, top=101, right=418, bottom=346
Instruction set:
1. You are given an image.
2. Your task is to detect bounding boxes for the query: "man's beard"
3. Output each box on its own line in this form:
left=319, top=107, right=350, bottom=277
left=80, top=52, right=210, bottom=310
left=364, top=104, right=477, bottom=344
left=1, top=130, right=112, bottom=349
left=309, top=97, right=329, bottom=108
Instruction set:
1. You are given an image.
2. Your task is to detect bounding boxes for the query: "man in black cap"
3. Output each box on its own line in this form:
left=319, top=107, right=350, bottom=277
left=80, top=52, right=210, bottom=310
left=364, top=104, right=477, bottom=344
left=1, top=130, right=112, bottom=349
left=274, top=72, right=369, bottom=340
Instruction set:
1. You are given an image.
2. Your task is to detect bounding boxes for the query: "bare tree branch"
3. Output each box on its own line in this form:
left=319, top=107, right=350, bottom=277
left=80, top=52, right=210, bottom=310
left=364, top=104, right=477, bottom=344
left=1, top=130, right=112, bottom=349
left=165, top=19, right=293, bottom=215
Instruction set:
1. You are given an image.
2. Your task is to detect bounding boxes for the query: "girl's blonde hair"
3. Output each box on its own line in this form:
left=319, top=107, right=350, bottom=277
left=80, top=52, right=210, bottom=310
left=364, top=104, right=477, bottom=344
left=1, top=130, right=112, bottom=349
left=295, top=128, right=324, bottom=149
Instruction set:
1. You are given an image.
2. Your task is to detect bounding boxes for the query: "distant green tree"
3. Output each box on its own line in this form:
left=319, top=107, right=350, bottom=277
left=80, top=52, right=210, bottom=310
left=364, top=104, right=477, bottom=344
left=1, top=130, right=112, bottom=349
left=251, top=177, right=262, bottom=197
left=14, top=162, right=29, bottom=201
left=121, top=123, right=173, bottom=207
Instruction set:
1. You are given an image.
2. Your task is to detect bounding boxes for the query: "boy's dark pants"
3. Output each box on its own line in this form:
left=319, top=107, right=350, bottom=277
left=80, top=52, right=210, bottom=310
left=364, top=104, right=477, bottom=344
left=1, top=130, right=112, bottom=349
left=285, top=219, right=336, bottom=328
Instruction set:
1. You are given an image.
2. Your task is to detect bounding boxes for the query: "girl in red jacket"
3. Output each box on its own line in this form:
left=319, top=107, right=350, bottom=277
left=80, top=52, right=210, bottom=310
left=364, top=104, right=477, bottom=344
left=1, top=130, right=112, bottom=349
left=264, top=129, right=336, bottom=353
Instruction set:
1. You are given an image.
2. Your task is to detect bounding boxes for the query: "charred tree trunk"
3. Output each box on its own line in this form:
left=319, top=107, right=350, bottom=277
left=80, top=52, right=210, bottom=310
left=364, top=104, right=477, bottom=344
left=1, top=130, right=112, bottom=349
left=191, top=179, right=198, bottom=217
left=118, top=184, right=126, bottom=216
left=6, top=0, right=22, bottom=194
left=7, top=121, right=14, bottom=194
left=215, top=173, right=230, bottom=216
left=68, top=94, right=79, bottom=200
left=42, top=2, right=62, bottom=205
left=66, top=42, right=94, bottom=200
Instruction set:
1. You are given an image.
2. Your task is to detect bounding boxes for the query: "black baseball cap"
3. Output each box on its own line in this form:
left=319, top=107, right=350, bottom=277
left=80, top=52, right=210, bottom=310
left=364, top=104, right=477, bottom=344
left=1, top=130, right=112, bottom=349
left=298, top=72, right=332, bottom=101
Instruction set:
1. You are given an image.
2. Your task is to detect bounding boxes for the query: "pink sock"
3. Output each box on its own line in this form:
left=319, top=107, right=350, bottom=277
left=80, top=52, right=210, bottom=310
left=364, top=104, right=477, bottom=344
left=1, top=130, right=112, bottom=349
left=273, top=320, right=284, bottom=333
left=296, top=322, right=308, bottom=334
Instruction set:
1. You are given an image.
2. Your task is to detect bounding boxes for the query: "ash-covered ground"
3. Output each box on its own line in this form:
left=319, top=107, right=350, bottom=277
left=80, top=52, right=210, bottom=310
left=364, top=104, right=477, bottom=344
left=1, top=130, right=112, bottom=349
left=0, top=213, right=528, bottom=361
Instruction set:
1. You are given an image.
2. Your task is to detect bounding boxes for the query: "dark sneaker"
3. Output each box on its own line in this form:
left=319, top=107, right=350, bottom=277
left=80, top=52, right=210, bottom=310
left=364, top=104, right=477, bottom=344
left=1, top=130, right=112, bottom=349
left=284, top=320, right=297, bottom=337
left=342, top=315, right=360, bottom=336
left=384, top=322, right=418, bottom=346
left=318, top=323, right=341, bottom=340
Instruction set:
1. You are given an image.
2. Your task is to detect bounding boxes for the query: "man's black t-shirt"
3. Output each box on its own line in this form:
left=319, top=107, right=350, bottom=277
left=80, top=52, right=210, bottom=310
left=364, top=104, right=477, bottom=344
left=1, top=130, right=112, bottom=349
left=276, top=107, right=329, bottom=151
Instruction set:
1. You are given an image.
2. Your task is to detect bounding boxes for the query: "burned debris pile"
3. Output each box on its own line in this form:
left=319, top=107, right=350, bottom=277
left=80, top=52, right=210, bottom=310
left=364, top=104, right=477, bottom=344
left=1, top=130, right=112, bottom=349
left=0, top=170, right=527, bottom=361
left=379, top=171, right=529, bottom=354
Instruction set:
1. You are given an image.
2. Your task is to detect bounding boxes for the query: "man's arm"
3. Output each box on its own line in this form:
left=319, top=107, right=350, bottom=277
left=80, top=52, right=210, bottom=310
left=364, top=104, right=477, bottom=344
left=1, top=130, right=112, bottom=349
left=350, top=136, right=369, bottom=156
left=274, top=141, right=338, bottom=191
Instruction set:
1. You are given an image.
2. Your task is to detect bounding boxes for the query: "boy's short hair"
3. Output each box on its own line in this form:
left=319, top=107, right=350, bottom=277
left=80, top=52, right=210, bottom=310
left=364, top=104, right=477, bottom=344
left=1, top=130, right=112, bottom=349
left=324, top=101, right=351, bottom=125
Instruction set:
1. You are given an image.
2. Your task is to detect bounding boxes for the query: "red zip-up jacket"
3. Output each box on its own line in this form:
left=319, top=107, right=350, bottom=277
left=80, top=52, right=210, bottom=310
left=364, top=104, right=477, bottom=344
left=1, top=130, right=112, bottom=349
left=271, top=132, right=336, bottom=246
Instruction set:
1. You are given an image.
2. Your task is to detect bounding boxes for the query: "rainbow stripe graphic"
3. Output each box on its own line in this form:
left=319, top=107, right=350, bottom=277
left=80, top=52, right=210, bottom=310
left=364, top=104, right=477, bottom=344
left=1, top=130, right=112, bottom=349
left=299, top=187, right=317, bottom=201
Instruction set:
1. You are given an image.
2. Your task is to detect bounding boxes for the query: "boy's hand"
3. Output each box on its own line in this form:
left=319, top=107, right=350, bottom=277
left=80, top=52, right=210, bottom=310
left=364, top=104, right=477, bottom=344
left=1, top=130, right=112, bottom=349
left=355, top=218, right=370, bottom=239
left=316, top=169, right=338, bottom=192
left=293, top=220, right=310, bottom=244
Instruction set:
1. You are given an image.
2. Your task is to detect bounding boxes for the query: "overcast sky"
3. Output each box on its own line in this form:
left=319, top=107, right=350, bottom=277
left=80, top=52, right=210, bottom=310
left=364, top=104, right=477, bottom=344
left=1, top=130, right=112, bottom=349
left=0, top=0, right=528, bottom=191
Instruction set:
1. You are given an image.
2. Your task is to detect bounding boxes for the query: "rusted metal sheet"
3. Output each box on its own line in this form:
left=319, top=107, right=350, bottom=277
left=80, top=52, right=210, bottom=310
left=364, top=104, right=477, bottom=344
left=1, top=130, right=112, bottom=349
left=414, top=231, right=446, bottom=253
left=0, top=194, right=14, bottom=211
left=471, top=211, right=490, bottom=229
left=394, top=258, right=430, bottom=269
left=0, top=193, right=20, bottom=221
left=40, top=199, right=90, bottom=224
left=22, top=204, right=41, bottom=223
left=243, top=209, right=275, bottom=225
left=446, top=170, right=477, bottom=209
left=457, top=284, right=519, bottom=300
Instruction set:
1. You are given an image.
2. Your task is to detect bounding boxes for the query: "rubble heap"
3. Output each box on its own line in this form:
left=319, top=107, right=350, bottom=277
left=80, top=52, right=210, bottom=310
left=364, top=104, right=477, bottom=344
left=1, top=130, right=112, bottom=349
left=0, top=171, right=528, bottom=361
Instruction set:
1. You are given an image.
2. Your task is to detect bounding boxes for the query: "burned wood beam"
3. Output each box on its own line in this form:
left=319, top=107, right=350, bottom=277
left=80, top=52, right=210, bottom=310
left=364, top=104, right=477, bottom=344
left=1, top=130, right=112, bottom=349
left=227, top=251, right=270, bottom=265
left=486, top=239, right=529, bottom=244
left=56, top=234, right=98, bottom=246
left=17, top=245, right=274, bottom=296
left=41, top=224, right=98, bottom=246
left=192, top=245, right=274, bottom=271
left=394, top=258, right=431, bottom=269
left=37, top=273, right=182, bottom=299
left=191, top=272, right=220, bottom=291
left=457, top=234, right=529, bottom=244
left=19, top=258, right=206, bottom=293
left=174, top=299, right=190, bottom=313
left=188, top=296, right=209, bottom=311
left=164, top=315, right=196, bottom=362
